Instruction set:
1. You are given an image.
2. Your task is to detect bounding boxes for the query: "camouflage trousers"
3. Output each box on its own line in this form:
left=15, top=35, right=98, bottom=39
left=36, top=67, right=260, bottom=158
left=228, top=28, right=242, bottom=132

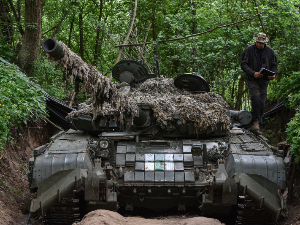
left=246, top=78, right=269, bottom=123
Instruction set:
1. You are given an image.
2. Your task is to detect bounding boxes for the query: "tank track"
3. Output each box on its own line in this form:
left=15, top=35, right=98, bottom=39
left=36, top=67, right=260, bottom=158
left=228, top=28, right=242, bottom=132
left=236, top=196, right=276, bottom=225
left=42, top=193, right=82, bottom=225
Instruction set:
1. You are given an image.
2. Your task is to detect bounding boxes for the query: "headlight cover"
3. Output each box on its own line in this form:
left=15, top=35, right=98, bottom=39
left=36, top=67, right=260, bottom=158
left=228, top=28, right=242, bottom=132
left=99, top=139, right=109, bottom=149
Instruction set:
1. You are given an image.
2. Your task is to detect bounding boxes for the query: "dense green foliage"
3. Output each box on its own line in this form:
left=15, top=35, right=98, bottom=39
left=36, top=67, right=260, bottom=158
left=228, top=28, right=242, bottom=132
left=0, top=63, right=46, bottom=149
left=0, top=43, right=15, bottom=62
left=31, top=57, right=67, bottom=100
left=1, top=0, right=300, bottom=158
left=286, top=112, right=300, bottom=162
left=277, top=72, right=300, bottom=161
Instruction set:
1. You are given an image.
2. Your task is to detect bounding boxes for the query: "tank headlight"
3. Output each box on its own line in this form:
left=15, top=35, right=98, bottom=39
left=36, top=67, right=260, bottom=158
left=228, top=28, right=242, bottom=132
left=99, top=139, right=109, bottom=149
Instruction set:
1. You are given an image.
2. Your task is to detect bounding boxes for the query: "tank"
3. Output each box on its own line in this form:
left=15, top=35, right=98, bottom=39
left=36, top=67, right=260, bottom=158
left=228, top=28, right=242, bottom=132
left=28, top=38, right=288, bottom=224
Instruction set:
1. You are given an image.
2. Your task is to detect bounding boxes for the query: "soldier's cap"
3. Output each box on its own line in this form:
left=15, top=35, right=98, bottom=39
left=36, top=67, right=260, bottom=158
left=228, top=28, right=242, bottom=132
left=253, top=32, right=269, bottom=43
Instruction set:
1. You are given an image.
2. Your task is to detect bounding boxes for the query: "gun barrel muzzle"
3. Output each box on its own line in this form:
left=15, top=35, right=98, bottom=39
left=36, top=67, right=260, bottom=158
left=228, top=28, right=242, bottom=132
left=229, top=110, right=252, bottom=125
left=42, top=38, right=65, bottom=60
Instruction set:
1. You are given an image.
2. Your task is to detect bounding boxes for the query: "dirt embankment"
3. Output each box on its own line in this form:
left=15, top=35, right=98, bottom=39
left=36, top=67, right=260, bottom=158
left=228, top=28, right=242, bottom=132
left=74, top=209, right=222, bottom=225
left=0, top=121, right=59, bottom=225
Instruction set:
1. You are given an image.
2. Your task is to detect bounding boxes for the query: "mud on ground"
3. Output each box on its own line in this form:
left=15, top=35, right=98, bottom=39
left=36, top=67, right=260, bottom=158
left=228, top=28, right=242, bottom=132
left=73, top=209, right=222, bottom=225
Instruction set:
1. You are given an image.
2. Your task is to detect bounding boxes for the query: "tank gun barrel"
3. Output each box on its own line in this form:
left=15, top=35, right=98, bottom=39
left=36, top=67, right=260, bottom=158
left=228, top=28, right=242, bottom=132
left=41, top=38, right=137, bottom=117
left=42, top=38, right=65, bottom=60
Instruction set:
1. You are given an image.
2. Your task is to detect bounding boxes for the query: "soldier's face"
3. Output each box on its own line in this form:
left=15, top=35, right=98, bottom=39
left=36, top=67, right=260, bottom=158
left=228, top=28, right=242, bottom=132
left=256, top=41, right=265, bottom=49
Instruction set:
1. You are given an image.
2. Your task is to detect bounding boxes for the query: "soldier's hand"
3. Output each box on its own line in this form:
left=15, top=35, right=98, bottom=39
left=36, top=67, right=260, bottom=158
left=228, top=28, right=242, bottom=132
left=268, top=75, right=276, bottom=80
left=254, top=72, right=263, bottom=79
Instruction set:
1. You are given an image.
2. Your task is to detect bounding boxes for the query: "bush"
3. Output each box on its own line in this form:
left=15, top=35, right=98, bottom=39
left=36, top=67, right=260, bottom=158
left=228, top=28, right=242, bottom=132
left=286, top=111, right=300, bottom=162
left=278, top=72, right=300, bottom=161
left=31, top=57, right=68, bottom=100
left=278, top=72, right=300, bottom=108
left=0, top=63, right=46, bottom=149
left=0, top=43, right=15, bottom=63
left=267, top=79, right=278, bottom=103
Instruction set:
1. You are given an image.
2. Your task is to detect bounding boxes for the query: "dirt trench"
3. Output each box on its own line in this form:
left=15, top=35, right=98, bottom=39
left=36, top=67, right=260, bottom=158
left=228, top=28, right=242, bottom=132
left=0, top=120, right=59, bottom=225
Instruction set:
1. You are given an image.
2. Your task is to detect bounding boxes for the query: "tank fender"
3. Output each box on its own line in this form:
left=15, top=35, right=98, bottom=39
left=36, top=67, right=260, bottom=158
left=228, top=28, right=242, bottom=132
left=214, top=164, right=228, bottom=186
left=235, top=173, right=287, bottom=221
left=226, top=153, right=286, bottom=190
left=85, top=159, right=107, bottom=201
left=214, top=164, right=238, bottom=205
left=30, top=168, right=87, bottom=214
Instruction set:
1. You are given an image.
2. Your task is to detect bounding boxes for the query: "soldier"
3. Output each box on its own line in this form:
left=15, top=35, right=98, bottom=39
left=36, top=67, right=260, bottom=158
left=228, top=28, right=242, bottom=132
left=241, top=32, right=278, bottom=135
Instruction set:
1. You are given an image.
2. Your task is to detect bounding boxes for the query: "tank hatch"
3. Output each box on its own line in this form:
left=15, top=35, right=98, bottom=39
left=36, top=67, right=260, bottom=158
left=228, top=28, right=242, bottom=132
left=174, top=72, right=210, bottom=93
left=112, top=59, right=151, bottom=84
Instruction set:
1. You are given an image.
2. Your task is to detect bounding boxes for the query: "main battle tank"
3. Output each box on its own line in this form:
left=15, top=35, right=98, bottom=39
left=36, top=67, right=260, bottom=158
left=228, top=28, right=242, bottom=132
left=28, top=38, right=288, bottom=224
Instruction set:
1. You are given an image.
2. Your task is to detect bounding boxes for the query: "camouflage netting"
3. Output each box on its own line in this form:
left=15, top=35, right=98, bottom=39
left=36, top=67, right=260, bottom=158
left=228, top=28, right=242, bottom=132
left=129, top=78, right=231, bottom=132
left=67, top=77, right=231, bottom=132
left=54, top=42, right=139, bottom=122
left=53, top=42, right=230, bottom=132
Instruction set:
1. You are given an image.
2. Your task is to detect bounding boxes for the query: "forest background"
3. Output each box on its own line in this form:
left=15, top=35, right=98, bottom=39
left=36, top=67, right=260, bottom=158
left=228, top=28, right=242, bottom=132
left=1, top=0, right=300, bottom=160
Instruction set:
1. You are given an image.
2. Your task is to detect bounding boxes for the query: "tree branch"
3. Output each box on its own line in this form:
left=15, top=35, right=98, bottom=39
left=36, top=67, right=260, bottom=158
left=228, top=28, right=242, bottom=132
left=104, top=29, right=130, bottom=59
left=253, top=0, right=267, bottom=35
left=173, top=0, right=189, bottom=15
left=110, top=0, right=137, bottom=79
left=139, top=22, right=152, bottom=60
left=7, top=0, right=24, bottom=36
left=217, top=26, right=233, bottom=82
left=228, top=10, right=244, bottom=39
left=44, top=117, right=64, bottom=131
left=115, top=11, right=265, bottom=47
left=42, top=11, right=69, bottom=37
left=199, top=58, right=212, bottom=87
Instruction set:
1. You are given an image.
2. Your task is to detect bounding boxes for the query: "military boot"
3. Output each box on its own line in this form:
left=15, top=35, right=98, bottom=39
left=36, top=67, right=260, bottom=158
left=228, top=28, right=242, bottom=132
left=252, top=118, right=262, bottom=135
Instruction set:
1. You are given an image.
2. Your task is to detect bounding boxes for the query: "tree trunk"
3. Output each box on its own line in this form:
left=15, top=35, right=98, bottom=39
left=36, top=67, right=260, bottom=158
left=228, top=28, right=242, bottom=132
left=276, top=71, right=282, bottom=103
left=191, top=1, right=197, bottom=71
left=192, top=1, right=197, bottom=33
left=7, top=0, right=24, bottom=36
left=18, top=0, right=42, bottom=75
left=139, top=23, right=152, bottom=60
left=79, top=12, right=84, bottom=61
left=93, top=0, right=104, bottom=65
left=235, top=74, right=245, bottom=110
left=0, top=0, right=13, bottom=45
left=152, top=0, right=157, bottom=40
left=231, top=77, right=236, bottom=100
left=68, top=15, right=74, bottom=48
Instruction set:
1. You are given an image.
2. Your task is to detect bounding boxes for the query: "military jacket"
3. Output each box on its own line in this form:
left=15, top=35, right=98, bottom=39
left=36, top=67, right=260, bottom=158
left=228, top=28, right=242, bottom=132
left=241, top=44, right=278, bottom=80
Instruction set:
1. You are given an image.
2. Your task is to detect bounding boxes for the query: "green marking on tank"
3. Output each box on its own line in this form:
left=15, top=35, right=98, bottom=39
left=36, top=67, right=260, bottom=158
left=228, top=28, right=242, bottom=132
left=155, top=162, right=164, bottom=171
